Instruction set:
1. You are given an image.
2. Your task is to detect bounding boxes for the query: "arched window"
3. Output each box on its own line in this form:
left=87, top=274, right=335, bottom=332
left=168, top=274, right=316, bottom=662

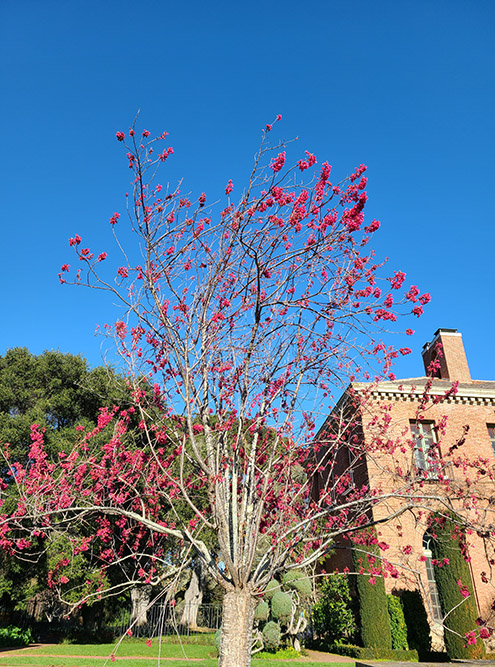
left=423, top=533, right=442, bottom=621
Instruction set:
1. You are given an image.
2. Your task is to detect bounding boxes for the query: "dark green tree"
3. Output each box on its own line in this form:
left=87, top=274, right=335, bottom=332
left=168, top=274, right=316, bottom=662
left=0, top=349, right=133, bottom=616
left=429, top=514, right=485, bottom=659
left=352, top=546, right=392, bottom=649
left=0, top=348, right=130, bottom=461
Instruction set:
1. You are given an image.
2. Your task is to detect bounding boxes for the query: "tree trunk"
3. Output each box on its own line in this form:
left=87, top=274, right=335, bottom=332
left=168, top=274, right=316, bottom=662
left=180, top=568, right=203, bottom=628
left=218, top=589, right=256, bottom=667
left=130, top=584, right=152, bottom=627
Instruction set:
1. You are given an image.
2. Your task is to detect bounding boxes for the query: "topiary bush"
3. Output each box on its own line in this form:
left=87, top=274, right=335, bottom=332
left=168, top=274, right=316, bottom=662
left=282, top=571, right=312, bottom=597
left=400, top=590, right=431, bottom=656
left=387, top=594, right=408, bottom=650
left=312, top=574, right=357, bottom=644
left=262, top=621, right=282, bottom=650
left=254, top=571, right=311, bottom=653
left=254, top=600, right=270, bottom=621
left=352, top=547, right=392, bottom=649
left=429, top=514, right=485, bottom=660
left=271, top=591, right=293, bottom=622
left=264, top=579, right=281, bottom=599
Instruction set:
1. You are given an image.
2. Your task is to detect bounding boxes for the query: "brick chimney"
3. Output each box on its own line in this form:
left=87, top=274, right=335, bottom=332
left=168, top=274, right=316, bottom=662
left=421, top=328, right=471, bottom=382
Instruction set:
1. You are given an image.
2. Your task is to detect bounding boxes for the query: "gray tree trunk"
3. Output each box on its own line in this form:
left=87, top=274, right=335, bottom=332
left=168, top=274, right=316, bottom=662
left=218, top=589, right=256, bottom=667
left=130, top=584, right=152, bottom=627
left=180, top=568, right=203, bottom=628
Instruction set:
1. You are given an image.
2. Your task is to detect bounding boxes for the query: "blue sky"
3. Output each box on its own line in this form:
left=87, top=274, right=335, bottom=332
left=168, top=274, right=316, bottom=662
left=1, top=0, right=494, bottom=384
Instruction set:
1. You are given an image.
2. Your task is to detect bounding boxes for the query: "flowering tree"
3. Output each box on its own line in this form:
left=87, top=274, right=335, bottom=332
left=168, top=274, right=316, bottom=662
left=2, top=117, right=490, bottom=666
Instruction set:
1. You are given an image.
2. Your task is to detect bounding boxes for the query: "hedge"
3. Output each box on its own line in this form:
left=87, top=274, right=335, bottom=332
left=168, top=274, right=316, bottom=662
left=326, top=643, right=418, bottom=661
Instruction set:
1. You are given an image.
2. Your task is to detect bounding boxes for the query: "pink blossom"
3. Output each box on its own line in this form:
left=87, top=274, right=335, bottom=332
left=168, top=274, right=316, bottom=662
left=276, top=114, right=282, bottom=121
left=146, top=639, right=152, bottom=647
left=199, top=192, right=206, bottom=206
left=465, top=631, right=476, bottom=646
left=109, top=212, right=120, bottom=225
left=405, top=285, right=420, bottom=302
left=265, top=124, right=272, bottom=131
left=389, top=271, right=406, bottom=289
left=69, top=234, right=81, bottom=246
left=399, top=348, right=412, bottom=355
left=97, top=252, right=107, bottom=262
left=406, top=328, right=414, bottom=335
left=117, top=266, right=129, bottom=278
left=419, top=293, right=431, bottom=305
left=116, top=132, right=125, bottom=141
left=225, top=179, right=233, bottom=195
left=457, top=579, right=470, bottom=598
left=270, top=152, right=286, bottom=173
left=142, top=129, right=150, bottom=138
left=365, top=219, right=380, bottom=234
left=412, top=305, right=424, bottom=317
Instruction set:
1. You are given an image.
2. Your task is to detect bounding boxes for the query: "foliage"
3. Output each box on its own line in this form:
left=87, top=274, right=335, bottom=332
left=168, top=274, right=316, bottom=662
left=281, top=571, right=312, bottom=597
left=0, top=625, right=32, bottom=647
left=254, top=601, right=270, bottom=621
left=324, top=643, right=418, bottom=661
left=400, top=590, right=431, bottom=656
left=264, top=580, right=280, bottom=599
left=253, top=571, right=311, bottom=653
left=262, top=621, right=282, bottom=650
left=0, top=348, right=129, bottom=462
left=255, top=646, right=301, bottom=659
left=429, top=514, right=485, bottom=659
left=387, top=594, right=408, bottom=650
left=352, top=547, right=392, bottom=649
left=270, top=592, right=292, bottom=622
left=311, top=574, right=356, bottom=644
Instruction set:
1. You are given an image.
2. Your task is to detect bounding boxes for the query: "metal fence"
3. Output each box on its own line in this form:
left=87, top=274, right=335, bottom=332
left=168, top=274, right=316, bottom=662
left=107, top=603, right=222, bottom=638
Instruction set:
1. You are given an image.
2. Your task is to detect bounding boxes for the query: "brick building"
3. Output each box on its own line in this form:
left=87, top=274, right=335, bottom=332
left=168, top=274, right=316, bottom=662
left=315, top=328, right=495, bottom=648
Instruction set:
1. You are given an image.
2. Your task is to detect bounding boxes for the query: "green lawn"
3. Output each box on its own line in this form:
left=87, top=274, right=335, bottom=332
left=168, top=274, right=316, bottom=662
left=0, top=640, right=354, bottom=666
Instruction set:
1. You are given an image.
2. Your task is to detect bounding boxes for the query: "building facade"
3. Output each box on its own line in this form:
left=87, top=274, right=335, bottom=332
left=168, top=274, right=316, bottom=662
left=315, top=329, right=495, bottom=648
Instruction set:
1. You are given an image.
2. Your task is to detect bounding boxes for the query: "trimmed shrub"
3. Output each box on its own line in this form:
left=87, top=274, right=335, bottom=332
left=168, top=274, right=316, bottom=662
left=282, top=571, right=312, bottom=597
left=328, top=643, right=418, bottom=661
left=387, top=594, right=408, bottom=650
left=254, top=600, right=270, bottom=621
left=262, top=621, right=282, bottom=650
left=312, top=574, right=357, bottom=644
left=352, top=547, right=392, bottom=649
left=264, top=579, right=281, bottom=599
left=401, top=590, right=431, bottom=656
left=271, top=591, right=293, bottom=622
left=430, top=515, right=485, bottom=660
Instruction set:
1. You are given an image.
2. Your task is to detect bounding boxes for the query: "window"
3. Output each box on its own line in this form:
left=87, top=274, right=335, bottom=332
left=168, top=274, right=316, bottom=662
left=410, top=421, right=439, bottom=478
left=487, top=425, right=495, bottom=455
left=423, top=533, right=442, bottom=621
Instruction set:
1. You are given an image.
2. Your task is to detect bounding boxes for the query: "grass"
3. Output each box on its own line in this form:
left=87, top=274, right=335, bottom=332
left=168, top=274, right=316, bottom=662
left=0, top=638, right=356, bottom=666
